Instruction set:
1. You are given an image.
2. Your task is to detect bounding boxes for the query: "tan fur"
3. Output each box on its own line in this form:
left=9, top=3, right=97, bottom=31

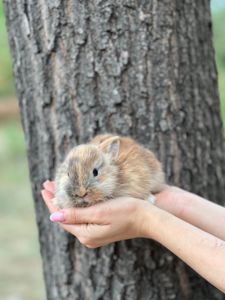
left=107, top=136, right=164, bottom=199
left=91, top=134, right=164, bottom=196
left=54, top=134, right=165, bottom=208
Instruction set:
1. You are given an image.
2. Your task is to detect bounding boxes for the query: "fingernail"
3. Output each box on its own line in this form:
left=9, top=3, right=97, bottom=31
left=50, top=211, right=65, bottom=222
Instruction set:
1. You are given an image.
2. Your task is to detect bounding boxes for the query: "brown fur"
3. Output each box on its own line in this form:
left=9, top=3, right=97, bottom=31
left=54, top=134, right=165, bottom=208
left=96, top=135, right=164, bottom=198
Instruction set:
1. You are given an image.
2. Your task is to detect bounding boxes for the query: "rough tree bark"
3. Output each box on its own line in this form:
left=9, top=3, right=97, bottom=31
left=3, top=0, right=225, bottom=299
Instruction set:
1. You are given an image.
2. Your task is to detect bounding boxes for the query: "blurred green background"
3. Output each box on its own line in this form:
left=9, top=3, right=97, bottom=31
left=0, top=1, right=224, bottom=299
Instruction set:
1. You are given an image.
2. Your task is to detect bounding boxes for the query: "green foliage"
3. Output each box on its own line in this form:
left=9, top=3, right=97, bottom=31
left=212, top=9, right=225, bottom=130
left=0, top=1, right=15, bottom=97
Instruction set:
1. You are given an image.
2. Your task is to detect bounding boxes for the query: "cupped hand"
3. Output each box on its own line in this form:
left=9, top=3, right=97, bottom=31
left=41, top=180, right=153, bottom=248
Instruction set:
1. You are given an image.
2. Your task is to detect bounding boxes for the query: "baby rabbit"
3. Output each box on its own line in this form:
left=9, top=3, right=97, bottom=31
left=54, top=134, right=165, bottom=208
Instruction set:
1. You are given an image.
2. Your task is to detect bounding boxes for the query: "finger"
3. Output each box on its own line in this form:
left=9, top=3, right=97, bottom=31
left=41, top=189, right=54, bottom=201
left=60, top=223, right=83, bottom=236
left=49, top=204, right=110, bottom=225
left=41, top=190, right=58, bottom=214
left=43, top=180, right=55, bottom=194
left=58, top=223, right=92, bottom=241
left=62, top=223, right=118, bottom=247
left=62, top=223, right=109, bottom=242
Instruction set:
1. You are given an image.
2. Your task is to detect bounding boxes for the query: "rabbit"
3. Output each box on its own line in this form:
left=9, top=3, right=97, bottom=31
left=54, top=134, right=165, bottom=208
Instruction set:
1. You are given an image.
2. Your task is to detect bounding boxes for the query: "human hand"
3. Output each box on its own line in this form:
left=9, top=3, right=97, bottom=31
left=41, top=180, right=155, bottom=248
left=42, top=181, right=225, bottom=292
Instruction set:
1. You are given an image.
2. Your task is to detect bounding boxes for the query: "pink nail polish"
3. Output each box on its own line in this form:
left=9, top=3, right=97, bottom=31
left=50, top=211, right=65, bottom=222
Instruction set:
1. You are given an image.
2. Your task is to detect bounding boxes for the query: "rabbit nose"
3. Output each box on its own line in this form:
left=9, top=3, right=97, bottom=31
left=79, top=192, right=87, bottom=198
left=79, top=188, right=87, bottom=198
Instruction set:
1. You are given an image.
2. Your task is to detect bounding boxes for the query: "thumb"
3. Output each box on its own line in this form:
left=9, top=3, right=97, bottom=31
left=49, top=205, right=109, bottom=225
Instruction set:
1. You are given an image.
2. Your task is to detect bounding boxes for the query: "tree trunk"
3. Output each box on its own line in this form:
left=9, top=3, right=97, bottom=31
left=3, top=0, right=225, bottom=299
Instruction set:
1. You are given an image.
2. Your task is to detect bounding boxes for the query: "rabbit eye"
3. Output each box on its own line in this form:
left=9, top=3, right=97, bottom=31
left=93, top=168, right=98, bottom=177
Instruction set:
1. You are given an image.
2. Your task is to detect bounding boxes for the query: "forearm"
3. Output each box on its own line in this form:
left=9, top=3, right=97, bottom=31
left=144, top=204, right=225, bottom=293
left=155, top=187, right=225, bottom=241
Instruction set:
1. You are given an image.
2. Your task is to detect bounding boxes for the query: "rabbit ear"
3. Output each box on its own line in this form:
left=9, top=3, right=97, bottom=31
left=100, top=136, right=120, bottom=160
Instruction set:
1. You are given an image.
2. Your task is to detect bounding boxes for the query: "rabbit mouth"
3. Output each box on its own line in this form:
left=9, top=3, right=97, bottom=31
left=74, top=197, right=91, bottom=208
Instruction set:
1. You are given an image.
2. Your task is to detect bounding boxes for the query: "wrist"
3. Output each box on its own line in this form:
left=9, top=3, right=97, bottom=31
left=137, top=201, right=163, bottom=240
left=154, top=186, right=190, bottom=219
